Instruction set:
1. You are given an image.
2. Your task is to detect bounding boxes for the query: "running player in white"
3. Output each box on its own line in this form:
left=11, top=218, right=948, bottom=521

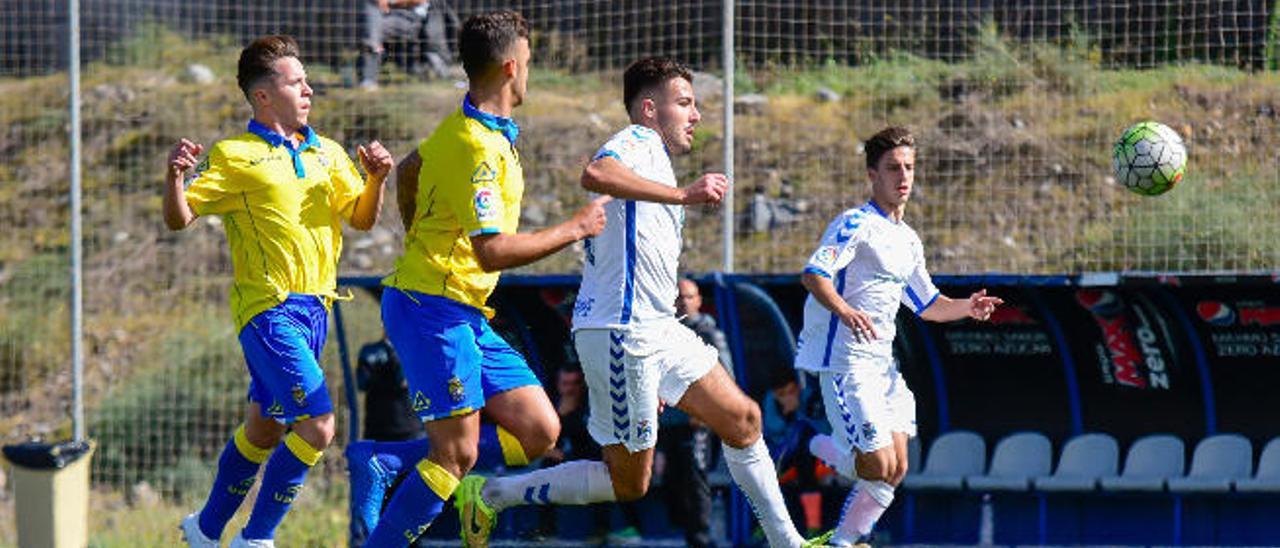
left=791, top=126, right=1003, bottom=546
left=452, top=57, right=812, bottom=548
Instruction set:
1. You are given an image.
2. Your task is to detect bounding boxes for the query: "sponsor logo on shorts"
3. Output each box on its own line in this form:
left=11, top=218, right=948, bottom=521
left=267, top=401, right=284, bottom=416
left=412, top=391, right=431, bottom=412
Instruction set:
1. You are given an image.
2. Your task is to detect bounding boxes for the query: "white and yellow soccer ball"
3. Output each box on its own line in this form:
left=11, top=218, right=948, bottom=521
left=1112, top=121, right=1187, bottom=196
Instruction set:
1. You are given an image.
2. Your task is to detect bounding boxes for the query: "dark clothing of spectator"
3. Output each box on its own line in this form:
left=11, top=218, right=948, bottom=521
left=360, top=0, right=456, bottom=88
left=356, top=339, right=424, bottom=441
left=659, top=423, right=715, bottom=547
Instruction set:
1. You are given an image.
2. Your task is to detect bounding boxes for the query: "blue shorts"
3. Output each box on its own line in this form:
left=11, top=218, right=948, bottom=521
left=381, top=288, right=540, bottom=422
left=238, top=294, right=333, bottom=423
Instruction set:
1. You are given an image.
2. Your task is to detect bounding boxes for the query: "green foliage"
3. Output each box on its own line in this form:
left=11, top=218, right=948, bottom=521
left=90, top=310, right=243, bottom=498
left=105, top=21, right=236, bottom=74
left=1268, top=1, right=1280, bottom=70
left=0, top=253, right=70, bottom=393
left=1074, top=168, right=1280, bottom=272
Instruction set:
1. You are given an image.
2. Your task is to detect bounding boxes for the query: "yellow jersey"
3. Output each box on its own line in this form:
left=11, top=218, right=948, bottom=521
left=384, top=96, right=524, bottom=317
left=185, top=120, right=366, bottom=329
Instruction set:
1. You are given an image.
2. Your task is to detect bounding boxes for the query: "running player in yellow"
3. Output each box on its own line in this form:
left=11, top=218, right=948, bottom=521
left=165, top=35, right=394, bottom=548
left=362, top=11, right=609, bottom=547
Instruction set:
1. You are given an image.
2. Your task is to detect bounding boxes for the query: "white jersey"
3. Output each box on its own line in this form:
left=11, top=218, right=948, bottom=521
left=794, top=201, right=940, bottom=372
left=573, top=125, right=684, bottom=330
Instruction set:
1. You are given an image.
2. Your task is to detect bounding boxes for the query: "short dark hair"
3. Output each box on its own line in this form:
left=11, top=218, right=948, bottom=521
left=237, top=35, right=300, bottom=101
left=623, top=57, right=693, bottom=113
left=865, top=126, right=915, bottom=170
left=459, top=11, right=529, bottom=80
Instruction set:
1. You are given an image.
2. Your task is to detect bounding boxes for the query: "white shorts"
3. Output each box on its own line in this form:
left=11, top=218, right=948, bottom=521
left=575, top=318, right=718, bottom=452
left=819, top=354, right=917, bottom=455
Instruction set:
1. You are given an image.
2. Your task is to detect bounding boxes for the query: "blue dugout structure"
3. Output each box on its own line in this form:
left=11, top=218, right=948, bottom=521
left=335, top=273, right=1280, bottom=546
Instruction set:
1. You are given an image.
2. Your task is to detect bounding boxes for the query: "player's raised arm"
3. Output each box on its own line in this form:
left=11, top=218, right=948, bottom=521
left=163, top=138, right=203, bottom=230
left=581, top=156, right=727, bottom=205
left=347, top=140, right=394, bottom=231
left=919, top=288, right=1004, bottom=323
left=471, top=195, right=610, bottom=272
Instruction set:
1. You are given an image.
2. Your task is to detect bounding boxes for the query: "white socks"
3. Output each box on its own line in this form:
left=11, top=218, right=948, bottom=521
left=809, top=434, right=855, bottom=478
left=832, top=479, right=895, bottom=545
left=480, top=460, right=616, bottom=512
left=723, top=438, right=805, bottom=548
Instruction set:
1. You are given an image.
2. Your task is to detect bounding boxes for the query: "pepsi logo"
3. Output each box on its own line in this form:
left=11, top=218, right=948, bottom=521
left=1075, top=289, right=1123, bottom=317
left=1196, top=301, right=1236, bottom=326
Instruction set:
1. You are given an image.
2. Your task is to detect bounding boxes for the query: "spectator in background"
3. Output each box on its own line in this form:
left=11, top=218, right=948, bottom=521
left=653, top=278, right=736, bottom=548
left=359, top=0, right=458, bottom=89
left=765, top=369, right=828, bottom=539
left=356, top=335, right=424, bottom=443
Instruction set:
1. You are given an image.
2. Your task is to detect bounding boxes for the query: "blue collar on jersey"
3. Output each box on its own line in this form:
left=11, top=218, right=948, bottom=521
left=247, top=119, right=321, bottom=179
left=867, top=199, right=896, bottom=222
left=463, top=94, right=520, bottom=145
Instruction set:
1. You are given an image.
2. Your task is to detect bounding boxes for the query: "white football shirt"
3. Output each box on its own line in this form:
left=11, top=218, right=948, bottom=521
left=794, top=201, right=940, bottom=371
left=573, top=125, right=684, bottom=330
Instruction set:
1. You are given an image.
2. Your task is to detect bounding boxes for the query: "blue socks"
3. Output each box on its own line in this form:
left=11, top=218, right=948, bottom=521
left=364, top=459, right=458, bottom=547
left=241, top=432, right=323, bottom=540
left=198, top=425, right=271, bottom=540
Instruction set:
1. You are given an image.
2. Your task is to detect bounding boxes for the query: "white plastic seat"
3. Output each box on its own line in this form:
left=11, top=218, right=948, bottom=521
left=901, top=431, right=985, bottom=491
left=1168, top=434, right=1252, bottom=494
left=966, top=432, right=1052, bottom=492
left=1033, top=432, right=1119, bottom=492
left=1234, top=437, right=1280, bottom=493
left=1099, top=434, right=1185, bottom=492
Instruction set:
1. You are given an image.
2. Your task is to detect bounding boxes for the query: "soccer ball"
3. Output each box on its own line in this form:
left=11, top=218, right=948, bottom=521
left=1112, top=121, right=1186, bottom=196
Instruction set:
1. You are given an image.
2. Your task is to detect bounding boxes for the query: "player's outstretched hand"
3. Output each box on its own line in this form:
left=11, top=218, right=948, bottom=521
left=681, top=173, right=730, bottom=205
left=167, top=139, right=204, bottom=181
left=968, top=289, right=1004, bottom=321
left=358, top=141, right=394, bottom=183
left=573, top=195, right=612, bottom=240
left=838, top=307, right=878, bottom=342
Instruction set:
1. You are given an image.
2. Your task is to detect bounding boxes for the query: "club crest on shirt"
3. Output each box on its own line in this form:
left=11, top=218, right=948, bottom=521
left=474, top=186, right=500, bottom=222
left=448, top=376, right=466, bottom=402
left=471, top=161, right=497, bottom=183
left=291, top=385, right=307, bottom=406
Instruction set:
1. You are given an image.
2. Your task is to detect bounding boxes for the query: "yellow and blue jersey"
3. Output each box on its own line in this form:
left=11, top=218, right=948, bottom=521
left=384, top=95, right=524, bottom=317
left=185, top=120, right=366, bottom=329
